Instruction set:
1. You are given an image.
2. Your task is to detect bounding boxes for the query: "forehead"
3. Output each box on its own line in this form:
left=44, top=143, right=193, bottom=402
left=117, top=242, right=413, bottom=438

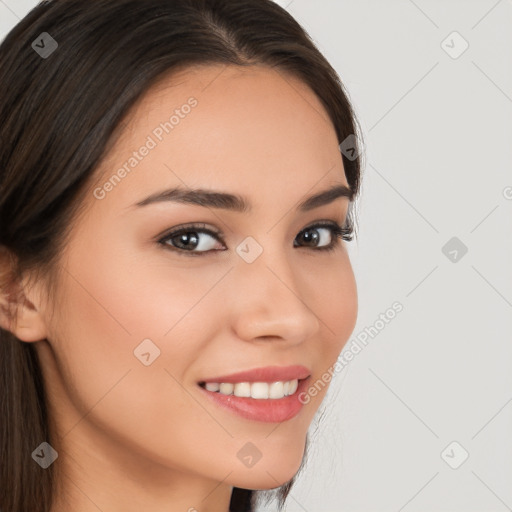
left=87, top=64, right=347, bottom=214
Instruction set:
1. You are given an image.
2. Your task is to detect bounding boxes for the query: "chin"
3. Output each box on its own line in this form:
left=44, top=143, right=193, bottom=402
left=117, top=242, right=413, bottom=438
left=229, top=450, right=305, bottom=491
left=231, top=472, right=295, bottom=492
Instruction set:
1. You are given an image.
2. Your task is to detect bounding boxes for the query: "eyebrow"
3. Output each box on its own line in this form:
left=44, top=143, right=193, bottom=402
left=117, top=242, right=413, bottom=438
left=132, top=183, right=353, bottom=213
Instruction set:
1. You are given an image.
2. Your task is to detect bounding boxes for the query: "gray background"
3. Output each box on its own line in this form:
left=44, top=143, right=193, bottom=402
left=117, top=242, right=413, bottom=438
left=1, top=1, right=511, bottom=511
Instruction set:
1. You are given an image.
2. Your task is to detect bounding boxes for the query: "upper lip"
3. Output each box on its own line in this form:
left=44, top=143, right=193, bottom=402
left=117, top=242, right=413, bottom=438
left=198, top=365, right=311, bottom=384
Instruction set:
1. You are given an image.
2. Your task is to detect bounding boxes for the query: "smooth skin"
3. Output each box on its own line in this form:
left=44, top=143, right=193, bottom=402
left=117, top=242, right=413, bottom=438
left=3, top=64, right=358, bottom=512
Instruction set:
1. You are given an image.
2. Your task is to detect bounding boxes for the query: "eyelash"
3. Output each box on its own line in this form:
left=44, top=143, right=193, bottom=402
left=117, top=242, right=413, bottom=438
left=157, top=220, right=354, bottom=257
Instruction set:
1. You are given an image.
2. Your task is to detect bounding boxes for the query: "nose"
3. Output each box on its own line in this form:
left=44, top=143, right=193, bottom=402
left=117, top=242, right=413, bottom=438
left=228, top=249, right=321, bottom=346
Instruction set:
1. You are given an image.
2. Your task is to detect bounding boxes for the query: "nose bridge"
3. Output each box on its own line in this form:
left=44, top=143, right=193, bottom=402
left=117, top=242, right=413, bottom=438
left=229, top=238, right=320, bottom=343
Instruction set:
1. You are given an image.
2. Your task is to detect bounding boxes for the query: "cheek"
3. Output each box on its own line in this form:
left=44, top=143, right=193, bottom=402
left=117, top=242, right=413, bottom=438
left=52, top=252, right=216, bottom=398
left=302, top=255, right=358, bottom=403
left=311, top=253, right=358, bottom=349
left=330, top=264, right=358, bottom=348
left=47, top=261, right=236, bottom=472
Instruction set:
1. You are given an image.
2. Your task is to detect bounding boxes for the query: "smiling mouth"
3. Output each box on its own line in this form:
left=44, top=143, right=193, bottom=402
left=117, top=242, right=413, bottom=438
left=197, top=378, right=307, bottom=400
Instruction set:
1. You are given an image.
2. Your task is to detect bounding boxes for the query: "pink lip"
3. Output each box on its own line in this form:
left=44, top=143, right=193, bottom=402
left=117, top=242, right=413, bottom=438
left=198, top=364, right=311, bottom=384
left=198, top=376, right=312, bottom=423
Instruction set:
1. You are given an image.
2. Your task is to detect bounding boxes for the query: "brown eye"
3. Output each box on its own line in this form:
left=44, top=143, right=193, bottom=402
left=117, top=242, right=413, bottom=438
left=159, top=224, right=225, bottom=256
left=294, top=222, right=353, bottom=252
left=158, top=221, right=353, bottom=257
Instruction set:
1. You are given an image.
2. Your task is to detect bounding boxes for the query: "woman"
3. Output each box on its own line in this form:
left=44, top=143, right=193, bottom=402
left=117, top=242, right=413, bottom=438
left=0, top=0, right=364, bottom=510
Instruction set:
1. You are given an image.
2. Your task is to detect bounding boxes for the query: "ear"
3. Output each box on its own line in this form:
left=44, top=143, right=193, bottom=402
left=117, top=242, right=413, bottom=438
left=0, top=248, right=48, bottom=343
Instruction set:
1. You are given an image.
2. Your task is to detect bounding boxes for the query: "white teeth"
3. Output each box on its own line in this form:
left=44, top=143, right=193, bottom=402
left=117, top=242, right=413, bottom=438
left=251, top=382, right=269, bottom=399
left=233, top=382, right=251, bottom=397
left=202, top=379, right=300, bottom=399
left=219, top=383, right=234, bottom=395
left=269, top=381, right=284, bottom=399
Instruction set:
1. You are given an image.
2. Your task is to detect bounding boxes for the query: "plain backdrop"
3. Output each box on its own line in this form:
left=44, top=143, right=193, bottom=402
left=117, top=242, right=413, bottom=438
left=1, top=1, right=511, bottom=511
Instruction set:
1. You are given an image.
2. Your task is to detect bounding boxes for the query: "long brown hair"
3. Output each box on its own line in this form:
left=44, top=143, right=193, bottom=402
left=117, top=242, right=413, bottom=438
left=0, top=1, right=364, bottom=510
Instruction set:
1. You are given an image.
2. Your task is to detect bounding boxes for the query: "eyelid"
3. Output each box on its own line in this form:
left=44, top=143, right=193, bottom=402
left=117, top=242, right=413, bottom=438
left=156, top=218, right=353, bottom=255
left=156, top=218, right=349, bottom=240
left=156, top=222, right=222, bottom=241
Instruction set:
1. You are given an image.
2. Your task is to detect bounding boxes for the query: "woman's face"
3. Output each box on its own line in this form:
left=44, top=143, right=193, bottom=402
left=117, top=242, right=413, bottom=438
left=33, top=64, right=357, bottom=496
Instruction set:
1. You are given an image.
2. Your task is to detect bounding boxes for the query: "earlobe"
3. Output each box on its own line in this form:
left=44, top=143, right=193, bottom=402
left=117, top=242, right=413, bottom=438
left=6, top=292, right=48, bottom=342
left=0, top=251, right=48, bottom=343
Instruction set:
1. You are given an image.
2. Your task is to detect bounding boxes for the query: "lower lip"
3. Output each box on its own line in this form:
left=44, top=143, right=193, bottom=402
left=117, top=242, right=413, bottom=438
left=198, top=377, right=311, bottom=423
